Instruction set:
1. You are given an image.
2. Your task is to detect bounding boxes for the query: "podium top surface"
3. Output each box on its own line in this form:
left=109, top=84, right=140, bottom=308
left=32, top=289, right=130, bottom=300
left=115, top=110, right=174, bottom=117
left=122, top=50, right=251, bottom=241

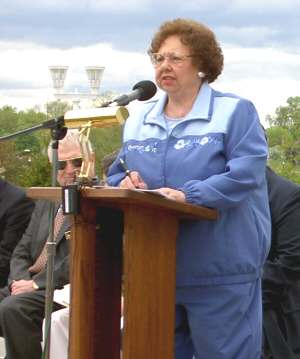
left=27, top=187, right=217, bottom=221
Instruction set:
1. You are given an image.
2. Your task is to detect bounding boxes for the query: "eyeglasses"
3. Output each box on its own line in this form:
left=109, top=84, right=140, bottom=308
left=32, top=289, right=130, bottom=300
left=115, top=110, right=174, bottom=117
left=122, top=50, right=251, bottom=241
left=57, top=157, right=83, bottom=170
left=149, top=52, right=195, bottom=67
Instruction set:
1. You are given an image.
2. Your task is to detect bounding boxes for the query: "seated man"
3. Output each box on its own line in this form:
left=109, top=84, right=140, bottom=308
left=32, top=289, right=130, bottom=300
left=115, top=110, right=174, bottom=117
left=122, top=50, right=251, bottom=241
left=0, top=129, right=95, bottom=359
left=0, top=179, right=35, bottom=287
left=263, top=166, right=300, bottom=358
left=44, top=150, right=119, bottom=359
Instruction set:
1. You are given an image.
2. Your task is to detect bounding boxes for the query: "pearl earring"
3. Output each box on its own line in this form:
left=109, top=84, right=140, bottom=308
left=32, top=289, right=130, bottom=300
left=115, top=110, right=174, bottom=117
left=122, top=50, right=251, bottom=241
left=198, top=71, right=205, bottom=79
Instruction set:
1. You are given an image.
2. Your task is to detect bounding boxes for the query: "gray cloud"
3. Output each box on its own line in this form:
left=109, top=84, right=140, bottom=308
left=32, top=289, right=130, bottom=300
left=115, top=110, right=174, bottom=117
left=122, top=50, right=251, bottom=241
left=0, top=80, right=45, bottom=90
left=1, top=0, right=300, bottom=119
left=0, top=2, right=299, bottom=52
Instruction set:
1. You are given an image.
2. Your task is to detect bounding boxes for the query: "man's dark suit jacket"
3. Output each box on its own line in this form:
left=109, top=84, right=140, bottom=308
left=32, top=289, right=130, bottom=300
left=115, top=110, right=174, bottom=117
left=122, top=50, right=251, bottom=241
left=8, top=199, right=69, bottom=290
left=263, top=167, right=300, bottom=358
left=0, top=179, right=34, bottom=287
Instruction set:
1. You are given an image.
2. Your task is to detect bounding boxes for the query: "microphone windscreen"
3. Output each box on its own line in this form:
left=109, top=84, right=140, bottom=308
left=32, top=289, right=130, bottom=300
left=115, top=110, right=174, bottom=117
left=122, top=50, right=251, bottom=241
left=132, top=80, right=157, bottom=101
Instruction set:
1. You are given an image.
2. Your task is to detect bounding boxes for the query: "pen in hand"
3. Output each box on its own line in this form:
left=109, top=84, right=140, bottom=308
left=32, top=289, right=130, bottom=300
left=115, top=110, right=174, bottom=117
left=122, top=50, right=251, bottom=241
left=119, top=157, right=136, bottom=188
left=119, top=157, right=131, bottom=177
left=119, top=158, right=147, bottom=189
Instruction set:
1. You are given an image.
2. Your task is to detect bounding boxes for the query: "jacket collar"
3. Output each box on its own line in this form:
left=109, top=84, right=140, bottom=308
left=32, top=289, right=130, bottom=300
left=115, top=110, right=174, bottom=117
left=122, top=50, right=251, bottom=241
left=145, top=81, right=213, bottom=127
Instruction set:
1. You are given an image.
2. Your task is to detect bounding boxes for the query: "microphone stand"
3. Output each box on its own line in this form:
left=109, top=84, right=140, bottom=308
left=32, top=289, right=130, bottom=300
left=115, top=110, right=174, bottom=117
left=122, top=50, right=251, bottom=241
left=0, top=117, right=68, bottom=359
left=42, top=124, right=68, bottom=359
left=0, top=116, right=66, bottom=141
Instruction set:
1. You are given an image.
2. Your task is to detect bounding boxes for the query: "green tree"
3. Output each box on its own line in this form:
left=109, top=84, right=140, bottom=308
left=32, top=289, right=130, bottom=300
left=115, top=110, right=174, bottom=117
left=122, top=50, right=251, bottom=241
left=0, top=106, right=19, bottom=136
left=46, top=101, right=72, bottom=119
left=0, top=106, right=51, bottom=186
left=267, top=96, right=300, bottom=183
left=90, top=126, right=122, bottom=177
left=268, top=97, right=300, bottom=129
left=0, top=141, right=16, bottom=181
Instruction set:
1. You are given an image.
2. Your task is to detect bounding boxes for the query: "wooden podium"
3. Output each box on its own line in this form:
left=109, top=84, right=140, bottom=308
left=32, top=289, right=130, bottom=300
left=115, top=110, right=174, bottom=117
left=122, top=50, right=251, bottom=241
left=27, top=187, right=217, bottom=359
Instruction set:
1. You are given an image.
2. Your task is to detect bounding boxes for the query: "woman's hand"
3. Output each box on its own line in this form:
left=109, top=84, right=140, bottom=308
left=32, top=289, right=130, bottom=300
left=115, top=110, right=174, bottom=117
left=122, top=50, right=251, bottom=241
left=119, top=171, right=148, bottom=189
left=156, top=188, right=186, bottom=202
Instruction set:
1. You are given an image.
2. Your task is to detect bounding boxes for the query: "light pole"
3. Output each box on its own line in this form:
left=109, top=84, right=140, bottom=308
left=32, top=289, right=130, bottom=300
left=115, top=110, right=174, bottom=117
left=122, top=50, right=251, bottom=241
left=49, top=66, right=105, bottom=109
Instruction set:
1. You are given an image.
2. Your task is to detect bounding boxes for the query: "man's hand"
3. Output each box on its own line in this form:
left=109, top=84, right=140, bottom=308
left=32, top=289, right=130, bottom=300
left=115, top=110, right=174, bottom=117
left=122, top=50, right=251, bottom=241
left=10, top=280, right=37, bottom=295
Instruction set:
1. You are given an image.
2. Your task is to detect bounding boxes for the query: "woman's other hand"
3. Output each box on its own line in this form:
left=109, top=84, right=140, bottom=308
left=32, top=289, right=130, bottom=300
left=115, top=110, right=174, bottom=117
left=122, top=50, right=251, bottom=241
left=157, top=187, right=186, bottom=202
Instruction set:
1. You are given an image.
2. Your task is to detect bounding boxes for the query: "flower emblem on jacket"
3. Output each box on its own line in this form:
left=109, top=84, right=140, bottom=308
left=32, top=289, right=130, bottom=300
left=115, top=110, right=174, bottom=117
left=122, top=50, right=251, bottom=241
left=174, top=136, right=217, bottom=150
left=200, top=136, right=209, bottom=145
left=174, top=139, right=188, bottom=149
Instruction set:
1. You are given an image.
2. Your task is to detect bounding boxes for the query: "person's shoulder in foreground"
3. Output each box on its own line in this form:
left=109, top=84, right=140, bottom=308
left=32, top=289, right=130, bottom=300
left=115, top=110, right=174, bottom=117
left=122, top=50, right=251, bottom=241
left=0, top=178, right=35, bottom=287
left=263, top=167, right=300, bottom=358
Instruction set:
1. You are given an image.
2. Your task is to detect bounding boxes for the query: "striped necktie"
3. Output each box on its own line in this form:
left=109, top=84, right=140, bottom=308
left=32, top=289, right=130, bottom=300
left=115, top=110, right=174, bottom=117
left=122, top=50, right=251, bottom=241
left=29, top=207, right=65, bottom=274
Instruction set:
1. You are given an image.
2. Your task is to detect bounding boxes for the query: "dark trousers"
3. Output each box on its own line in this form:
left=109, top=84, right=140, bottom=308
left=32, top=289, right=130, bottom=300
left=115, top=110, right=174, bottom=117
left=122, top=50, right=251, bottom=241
left=0, top=287, right=63, bottom=359
left=263, top=308, right=300, bottom=359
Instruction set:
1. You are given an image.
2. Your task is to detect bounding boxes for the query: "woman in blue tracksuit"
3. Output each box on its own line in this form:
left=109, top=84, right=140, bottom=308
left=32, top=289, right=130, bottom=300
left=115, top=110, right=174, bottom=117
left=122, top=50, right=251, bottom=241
left=107, top=18, right=271, bottom=358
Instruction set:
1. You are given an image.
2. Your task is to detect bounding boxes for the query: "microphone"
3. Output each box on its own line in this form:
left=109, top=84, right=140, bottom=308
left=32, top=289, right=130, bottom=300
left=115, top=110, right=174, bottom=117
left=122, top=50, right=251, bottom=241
left=101, top=80, right=157, bottom=107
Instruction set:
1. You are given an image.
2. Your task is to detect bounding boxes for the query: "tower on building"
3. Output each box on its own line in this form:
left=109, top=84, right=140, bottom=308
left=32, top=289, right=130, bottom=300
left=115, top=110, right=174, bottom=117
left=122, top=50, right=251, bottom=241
left=85, top=66, right=105, bottom=95
left=49, top=66, right=69, bottom=94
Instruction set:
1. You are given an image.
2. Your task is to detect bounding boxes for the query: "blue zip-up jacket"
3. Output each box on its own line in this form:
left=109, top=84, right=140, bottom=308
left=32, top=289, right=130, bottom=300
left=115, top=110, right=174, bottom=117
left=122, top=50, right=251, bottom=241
left=107, top=82, right=271, bottom=286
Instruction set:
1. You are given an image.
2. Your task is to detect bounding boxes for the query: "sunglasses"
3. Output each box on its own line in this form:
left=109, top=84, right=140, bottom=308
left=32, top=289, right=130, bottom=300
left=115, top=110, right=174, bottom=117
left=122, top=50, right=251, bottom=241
left=57, top=157, right=83, bottom=170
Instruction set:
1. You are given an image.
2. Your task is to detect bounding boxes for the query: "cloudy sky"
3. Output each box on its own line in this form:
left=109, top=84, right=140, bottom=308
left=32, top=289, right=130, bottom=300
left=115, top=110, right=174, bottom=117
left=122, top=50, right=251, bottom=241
left=0, top=0, right=300, bottom=124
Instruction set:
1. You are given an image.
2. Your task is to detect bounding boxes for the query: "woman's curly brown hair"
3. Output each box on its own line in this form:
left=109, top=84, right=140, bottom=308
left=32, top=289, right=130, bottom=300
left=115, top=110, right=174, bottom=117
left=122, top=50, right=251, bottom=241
left=148, top=18, right=224, bottom=83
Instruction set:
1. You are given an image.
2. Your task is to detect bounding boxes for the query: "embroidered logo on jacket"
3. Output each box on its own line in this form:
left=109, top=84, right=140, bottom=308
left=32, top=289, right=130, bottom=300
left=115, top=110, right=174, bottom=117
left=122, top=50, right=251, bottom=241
left=127, top=142, right=159, bottom=153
